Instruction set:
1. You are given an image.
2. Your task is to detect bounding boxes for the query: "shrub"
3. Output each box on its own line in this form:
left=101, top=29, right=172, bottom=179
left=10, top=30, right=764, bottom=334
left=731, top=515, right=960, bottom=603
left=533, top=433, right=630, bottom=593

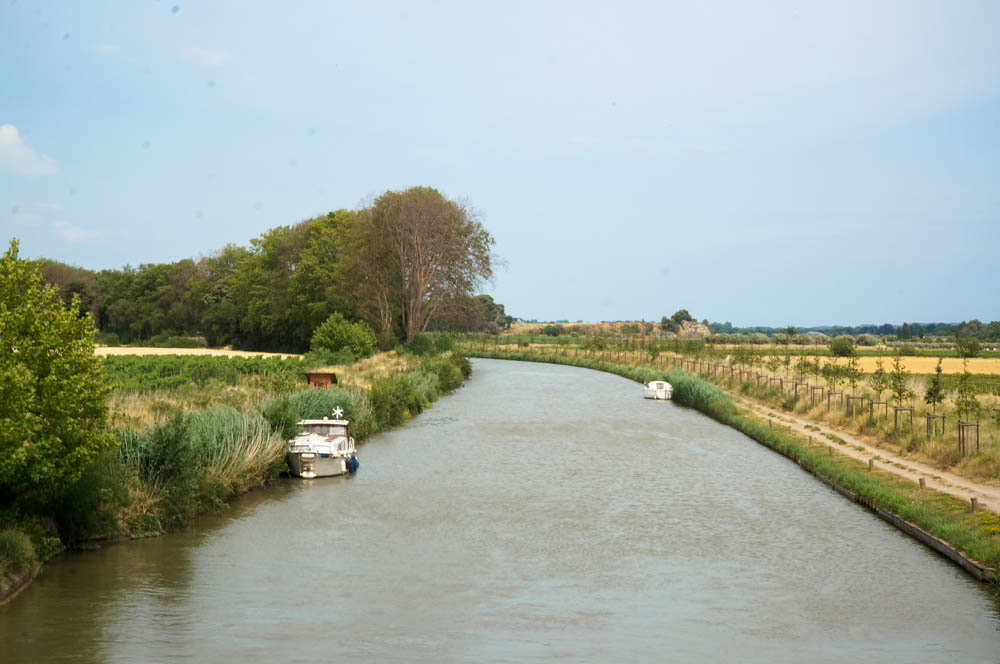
left=261, top=397, right=301, bottom=438
left=310, top=312, right=377, bottom=361
left=0, top=529, right=36, bottom=574
left=405, top=333, right=435, bottom=355
left=541, top=324, right=565, bottom=336
left=829, top=336, right=856, bottom=357
left=856, top=334, right=878, bottom=346
left=955, top=337, right=981, bottom=358
left=434, top=333, right=456, bottom=353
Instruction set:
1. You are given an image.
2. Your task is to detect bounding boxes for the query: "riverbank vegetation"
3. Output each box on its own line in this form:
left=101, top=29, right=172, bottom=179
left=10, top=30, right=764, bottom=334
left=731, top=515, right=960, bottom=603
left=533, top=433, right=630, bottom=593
left=1, top=223, right=478, bottom=599
left=462, top=347, right=1000, bottom=580
left=1, top=345, right=470, bottom=595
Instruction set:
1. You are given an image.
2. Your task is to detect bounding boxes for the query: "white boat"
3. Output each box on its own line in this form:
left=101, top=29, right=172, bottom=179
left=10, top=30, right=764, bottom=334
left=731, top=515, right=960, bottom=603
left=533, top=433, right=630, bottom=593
left=287, top=410, right=359, bottom=479
left=643, top=380, right=672, bottom=400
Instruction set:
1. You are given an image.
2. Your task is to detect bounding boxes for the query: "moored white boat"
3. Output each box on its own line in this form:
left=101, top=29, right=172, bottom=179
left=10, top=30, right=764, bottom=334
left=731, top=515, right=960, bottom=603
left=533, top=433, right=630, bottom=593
left=287, top=410, right=359, bottom=479
left=643, top=380, right=672, bottom=400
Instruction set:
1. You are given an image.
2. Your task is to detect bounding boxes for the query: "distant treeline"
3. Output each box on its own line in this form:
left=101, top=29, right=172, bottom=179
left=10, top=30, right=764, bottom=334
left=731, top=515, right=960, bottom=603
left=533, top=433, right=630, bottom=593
left=38, top=188, right=513, bottom=353
left=708, top=320, right=1000, bottom=342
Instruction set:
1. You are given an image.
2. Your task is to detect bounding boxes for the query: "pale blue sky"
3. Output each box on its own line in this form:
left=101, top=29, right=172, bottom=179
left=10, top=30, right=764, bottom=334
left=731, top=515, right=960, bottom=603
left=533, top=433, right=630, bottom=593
left=2, top=1, right=998, bottom=326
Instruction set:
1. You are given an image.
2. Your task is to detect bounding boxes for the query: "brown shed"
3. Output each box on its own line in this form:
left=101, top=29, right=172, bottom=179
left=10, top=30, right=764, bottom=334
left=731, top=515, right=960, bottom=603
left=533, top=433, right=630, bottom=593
left=307, top=372, right=338, bottom=388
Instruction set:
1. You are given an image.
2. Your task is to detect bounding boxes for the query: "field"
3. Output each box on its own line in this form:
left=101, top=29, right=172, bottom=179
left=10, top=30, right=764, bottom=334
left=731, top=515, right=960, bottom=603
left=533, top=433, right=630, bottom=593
left=97, top=346, right=298, bottom=359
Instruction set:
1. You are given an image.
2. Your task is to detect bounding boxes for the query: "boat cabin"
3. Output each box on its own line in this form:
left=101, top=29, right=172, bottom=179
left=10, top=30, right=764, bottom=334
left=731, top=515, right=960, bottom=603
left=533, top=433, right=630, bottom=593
left=300, top=418, right=349, bottom=438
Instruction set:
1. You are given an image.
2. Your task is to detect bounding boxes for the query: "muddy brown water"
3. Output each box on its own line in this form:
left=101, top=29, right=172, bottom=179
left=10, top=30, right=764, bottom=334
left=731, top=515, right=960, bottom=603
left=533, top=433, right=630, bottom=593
left=2, top=359, right=998, bottom=662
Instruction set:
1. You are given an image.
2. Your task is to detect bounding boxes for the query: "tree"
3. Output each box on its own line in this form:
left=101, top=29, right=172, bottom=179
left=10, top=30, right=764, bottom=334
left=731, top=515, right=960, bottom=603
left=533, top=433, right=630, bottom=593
left=660, top=315, right=678, bottom=333
left=340, top=187, right=493, bottom=342
left=310, top=312, right=376, bottom=362
left=671, top=309, right=694, bottom=325
left=868, top=357, right=889, bottom=402
left=899, top=322, right=913, bottom=340
left=845, top=355, right=863, bottom=394
left=954, top=359, right=980, bottom=422
left=829, top=336, right=856, bottom=357
left=955, top=336, right=981, bottom=358
left=0, top=240, right=115, bottom=502
left=924, top=357, right=945, bottom=413
left=888, top=351, right=913, bottom=406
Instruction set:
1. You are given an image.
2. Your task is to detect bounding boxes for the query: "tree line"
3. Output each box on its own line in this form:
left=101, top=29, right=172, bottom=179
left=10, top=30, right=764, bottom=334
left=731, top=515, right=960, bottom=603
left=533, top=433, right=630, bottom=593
left=37, top=187, right=512, bottom=353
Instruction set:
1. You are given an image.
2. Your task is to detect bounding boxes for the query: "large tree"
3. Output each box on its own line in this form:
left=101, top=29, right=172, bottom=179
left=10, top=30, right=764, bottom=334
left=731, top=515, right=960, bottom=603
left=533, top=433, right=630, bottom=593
left=0, top=239, right=115, bottom=502
left=341, top=187, right=494, bottom=342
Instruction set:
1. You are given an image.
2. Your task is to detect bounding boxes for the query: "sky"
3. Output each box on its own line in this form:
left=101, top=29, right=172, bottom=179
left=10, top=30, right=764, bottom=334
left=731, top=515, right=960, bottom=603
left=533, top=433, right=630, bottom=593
left=2, top=1, right=998, bottom=327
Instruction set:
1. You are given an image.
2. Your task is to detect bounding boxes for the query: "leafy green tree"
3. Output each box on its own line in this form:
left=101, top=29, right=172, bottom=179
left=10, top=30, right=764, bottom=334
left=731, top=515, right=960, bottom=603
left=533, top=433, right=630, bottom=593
left=888, top=351, right=913, bottom=405
left=868, top=357, right=889, bottom=401
left=671, top=309, right=694, bottom=325
left=829, top=335, right=856, bottom=357
left=955, top=336, right=981, bottom=358
left=310, top=312, right=377, bottom=362
left=0, top=240, right=115, bottom=502
left=954, top=360, right=981, bottom=422
left=924, top=357, right=945, bottom=413
left=844, top=355, right=863, bottom=394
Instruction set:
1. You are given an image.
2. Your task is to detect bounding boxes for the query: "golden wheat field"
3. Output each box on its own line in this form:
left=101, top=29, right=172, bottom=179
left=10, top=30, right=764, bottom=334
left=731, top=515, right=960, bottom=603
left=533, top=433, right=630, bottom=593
left=96, top=346, right=300, bottom=359
left=806, top=356, right=1000, bottom=374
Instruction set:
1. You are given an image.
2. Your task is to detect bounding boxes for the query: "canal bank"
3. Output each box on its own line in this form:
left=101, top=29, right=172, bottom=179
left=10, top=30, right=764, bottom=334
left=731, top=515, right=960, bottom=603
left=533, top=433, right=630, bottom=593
left=3, top=357, right=997, bottom=662
left=463, top=349, right=1000, bottom=584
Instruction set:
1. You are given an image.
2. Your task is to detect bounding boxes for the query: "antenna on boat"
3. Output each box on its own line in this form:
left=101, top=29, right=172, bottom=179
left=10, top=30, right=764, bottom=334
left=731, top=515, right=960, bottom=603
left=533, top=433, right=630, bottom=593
left=332, top=406, right=344, bottom=419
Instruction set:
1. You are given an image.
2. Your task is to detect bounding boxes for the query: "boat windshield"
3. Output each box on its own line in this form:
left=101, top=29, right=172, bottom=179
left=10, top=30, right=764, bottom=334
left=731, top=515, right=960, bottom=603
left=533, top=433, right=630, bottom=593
left=307, top=424, right=347, bottom=436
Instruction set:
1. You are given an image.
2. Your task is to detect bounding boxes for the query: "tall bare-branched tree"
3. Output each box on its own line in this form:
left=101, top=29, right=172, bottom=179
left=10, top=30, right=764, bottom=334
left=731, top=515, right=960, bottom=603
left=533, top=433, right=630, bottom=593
left=341, top=187, right=493, bottom=342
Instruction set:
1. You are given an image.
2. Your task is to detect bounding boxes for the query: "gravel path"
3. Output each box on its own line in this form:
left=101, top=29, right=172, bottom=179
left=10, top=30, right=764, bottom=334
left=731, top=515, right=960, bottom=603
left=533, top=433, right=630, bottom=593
left=735, top=395, right=1000, bottom=515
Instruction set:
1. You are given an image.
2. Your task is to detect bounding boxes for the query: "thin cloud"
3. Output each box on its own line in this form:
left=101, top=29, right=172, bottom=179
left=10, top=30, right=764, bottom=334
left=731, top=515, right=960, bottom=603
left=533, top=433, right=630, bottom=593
left=52, top=221, right=98, bottom=244
left=0, top=124, right=59, bottom=176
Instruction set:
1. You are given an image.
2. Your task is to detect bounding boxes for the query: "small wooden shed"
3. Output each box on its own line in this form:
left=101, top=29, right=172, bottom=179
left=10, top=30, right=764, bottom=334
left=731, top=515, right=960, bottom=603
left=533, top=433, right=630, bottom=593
left=307, top=372, right=338, bottom=388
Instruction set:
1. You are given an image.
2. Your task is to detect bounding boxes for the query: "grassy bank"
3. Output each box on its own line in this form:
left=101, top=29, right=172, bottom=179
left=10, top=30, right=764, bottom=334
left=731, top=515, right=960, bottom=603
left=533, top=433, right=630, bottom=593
left=464, top=348, right=1000, bottom=581
left=1, top=350, right=471, bottom=600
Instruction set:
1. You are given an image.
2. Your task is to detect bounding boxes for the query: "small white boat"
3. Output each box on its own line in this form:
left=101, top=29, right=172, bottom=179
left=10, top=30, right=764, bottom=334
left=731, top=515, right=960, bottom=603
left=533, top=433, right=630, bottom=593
left=287, top=410, right=359, bottom=479
left=643, top=380, right=672, bottom=400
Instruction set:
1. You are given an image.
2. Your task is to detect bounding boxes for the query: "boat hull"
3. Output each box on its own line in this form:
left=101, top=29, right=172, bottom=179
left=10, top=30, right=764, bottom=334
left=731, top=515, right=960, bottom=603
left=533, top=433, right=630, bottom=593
left=287, top=451, right=348, bottom=479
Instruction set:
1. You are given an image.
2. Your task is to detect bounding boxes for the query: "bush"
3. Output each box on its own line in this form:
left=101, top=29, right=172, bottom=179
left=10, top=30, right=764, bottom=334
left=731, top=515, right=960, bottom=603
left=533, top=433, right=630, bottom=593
left=310, top=312, right=377, bottom=361
left=541, top=324, right=565, bottom=337
left=0, top=529, right=36, bottom=574
left=405, top=333, right=435, bottom=355
left=51, top=450, right=134, bottom=543
left=262, top=397, right=301, bottom=438
left=856, top=334, right=878, bottom=346
left=955, top=337, right=981, bottom=358
left=829, top=336, right=856, bottom=357
left=897, top=343, right=917, bottom=356
left=434, top=333, right=456, bottom=353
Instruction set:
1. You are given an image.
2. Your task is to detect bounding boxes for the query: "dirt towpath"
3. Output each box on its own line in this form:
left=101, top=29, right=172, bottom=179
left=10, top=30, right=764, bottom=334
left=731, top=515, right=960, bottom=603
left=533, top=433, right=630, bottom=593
left=734, top=395, right=1000, bottom=516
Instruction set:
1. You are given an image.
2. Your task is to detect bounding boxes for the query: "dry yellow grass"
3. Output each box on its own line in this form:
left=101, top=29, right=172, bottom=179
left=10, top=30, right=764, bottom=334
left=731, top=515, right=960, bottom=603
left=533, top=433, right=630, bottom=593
left=312, top=351, right=416, bottom=389
left=804, top=356, right=1000, bottom=374
left=96, top=346, right=300, bottom=359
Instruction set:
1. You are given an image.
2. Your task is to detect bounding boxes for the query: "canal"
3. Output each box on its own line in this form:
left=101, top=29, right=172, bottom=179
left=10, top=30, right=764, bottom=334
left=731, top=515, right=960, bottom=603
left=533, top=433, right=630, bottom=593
left=2, top=358, right=998, bottom=661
